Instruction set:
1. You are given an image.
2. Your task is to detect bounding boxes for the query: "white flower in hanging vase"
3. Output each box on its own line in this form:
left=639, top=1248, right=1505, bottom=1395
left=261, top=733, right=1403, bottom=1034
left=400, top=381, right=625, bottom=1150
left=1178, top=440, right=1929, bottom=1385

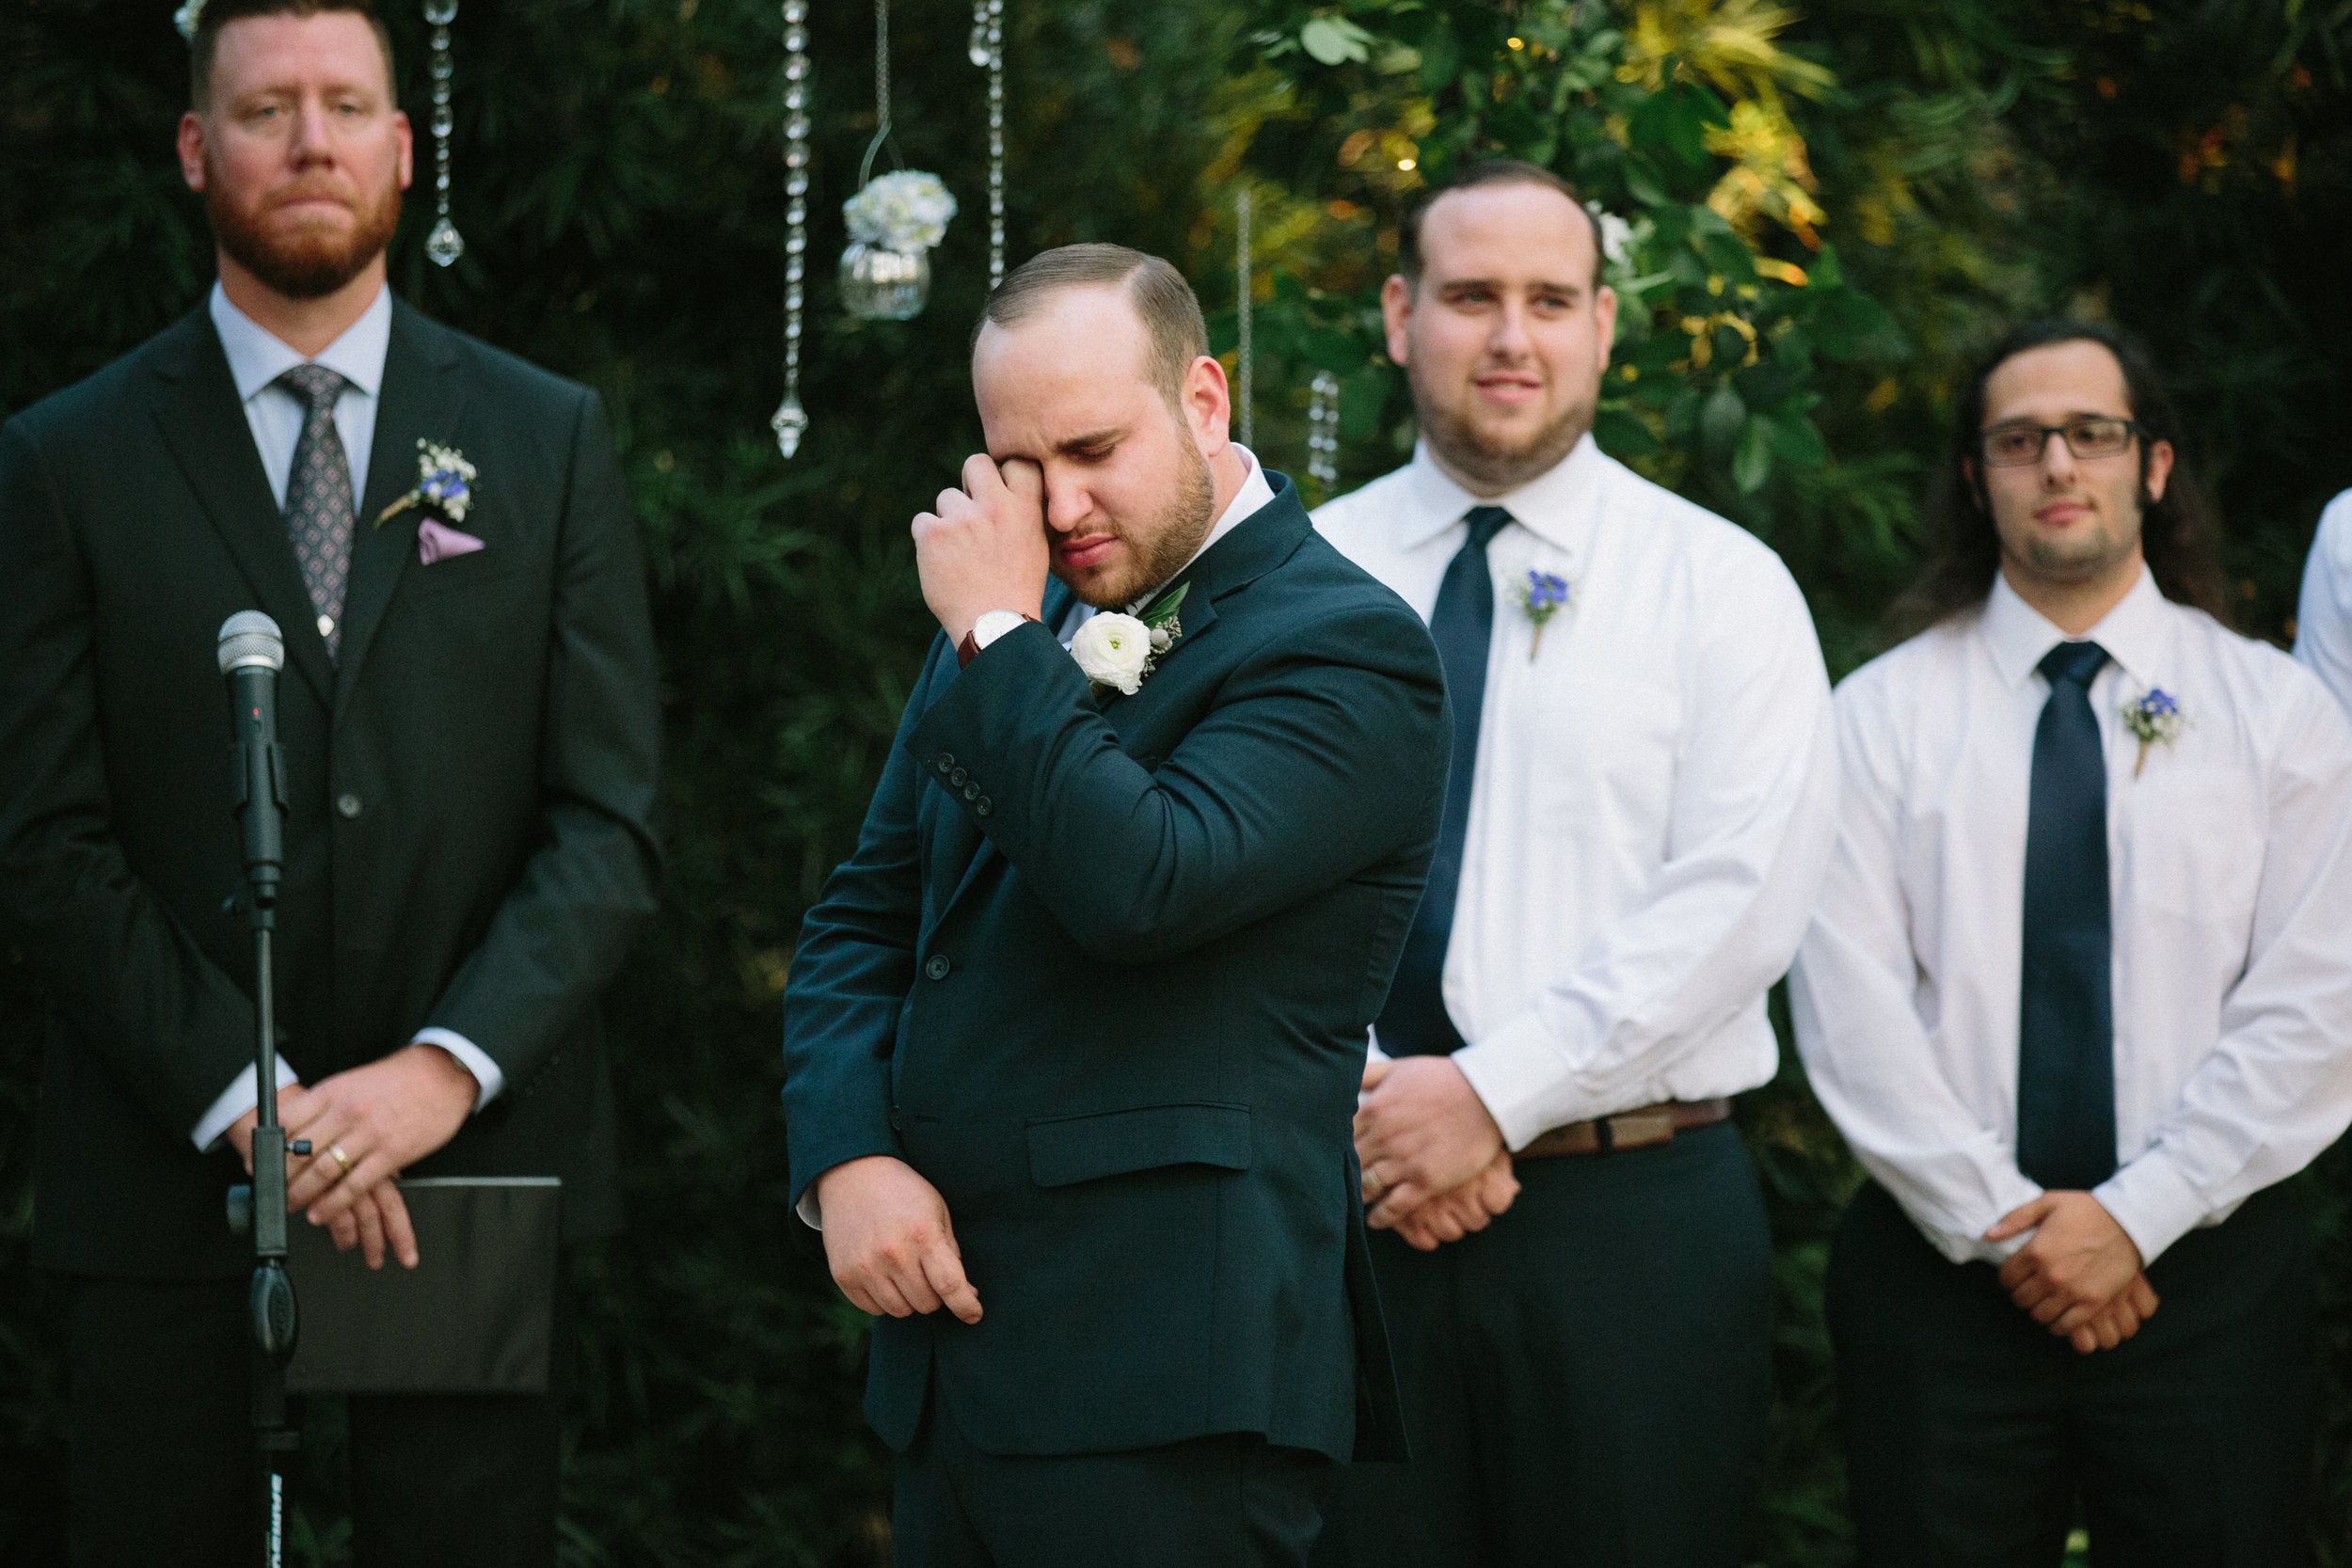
left=841, top=170, right=959, bottom=321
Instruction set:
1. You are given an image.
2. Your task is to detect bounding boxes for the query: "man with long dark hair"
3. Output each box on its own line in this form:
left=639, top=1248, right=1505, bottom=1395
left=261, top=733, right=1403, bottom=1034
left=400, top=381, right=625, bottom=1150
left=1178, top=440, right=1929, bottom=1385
left=1792, top=322, right=2352, bottom=1561
left=0, top=3, right=660, bottom=1560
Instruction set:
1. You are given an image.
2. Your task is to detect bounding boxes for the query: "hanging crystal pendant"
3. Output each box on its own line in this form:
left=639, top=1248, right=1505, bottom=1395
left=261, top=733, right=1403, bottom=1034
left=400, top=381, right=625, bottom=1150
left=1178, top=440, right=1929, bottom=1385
left=423, top=0, right=463, bottom=266
left=1308, top=372, right=1341, bottom=490
left=771, top=0, right=812, bottom=457
left=968, top=0, right=990, bottom=68
left=984, top=0, right=1005, bottom=286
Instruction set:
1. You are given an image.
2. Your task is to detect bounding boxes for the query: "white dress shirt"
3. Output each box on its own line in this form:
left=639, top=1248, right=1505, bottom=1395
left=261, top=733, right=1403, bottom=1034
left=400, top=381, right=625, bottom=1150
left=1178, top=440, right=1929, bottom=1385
left=1315, top=436, right=1839, bottom=1150
left=190, top=284, right=501, bottom=1150
left=1790, top=567, right=2352, bottom=1269
left=2294, top=488, right=2352, bottom=715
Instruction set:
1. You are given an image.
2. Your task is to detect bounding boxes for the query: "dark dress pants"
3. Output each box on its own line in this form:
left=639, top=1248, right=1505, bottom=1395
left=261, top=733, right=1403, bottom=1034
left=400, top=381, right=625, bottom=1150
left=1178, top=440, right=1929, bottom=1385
left=1314, top=1120, right=1774, bottom=1568
left=1827, top=1180, right=2314, bottom=1568
left=66, top=1272, right=566, bottom=1568
left=893, top=1380, right=1336, bottom=1568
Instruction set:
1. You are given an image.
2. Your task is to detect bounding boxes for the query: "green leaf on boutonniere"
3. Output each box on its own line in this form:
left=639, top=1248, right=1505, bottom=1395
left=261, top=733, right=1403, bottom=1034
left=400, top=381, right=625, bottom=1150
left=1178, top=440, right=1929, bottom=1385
left=1137, top=581, right=1189, bottom=630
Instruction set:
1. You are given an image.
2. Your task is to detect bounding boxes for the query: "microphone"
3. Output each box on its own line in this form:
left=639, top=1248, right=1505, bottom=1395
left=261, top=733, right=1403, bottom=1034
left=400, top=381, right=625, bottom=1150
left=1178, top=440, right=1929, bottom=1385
left=217, top=611, right=288, bottom=907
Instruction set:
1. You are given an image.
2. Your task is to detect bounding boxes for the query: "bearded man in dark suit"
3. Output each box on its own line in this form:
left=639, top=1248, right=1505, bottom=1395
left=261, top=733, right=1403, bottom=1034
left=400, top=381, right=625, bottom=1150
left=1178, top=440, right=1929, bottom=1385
left=782, top=244, right=1451, bottom=1567
left=0, top=3, right=660, bottom=1562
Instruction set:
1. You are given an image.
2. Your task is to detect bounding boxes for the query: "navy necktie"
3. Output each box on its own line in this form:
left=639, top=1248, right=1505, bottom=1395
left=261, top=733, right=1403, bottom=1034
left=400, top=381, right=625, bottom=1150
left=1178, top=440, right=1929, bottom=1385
left=2016, top=639, right=2118, bottom=1191
left=1376, top=505, right=1513, bottom=1057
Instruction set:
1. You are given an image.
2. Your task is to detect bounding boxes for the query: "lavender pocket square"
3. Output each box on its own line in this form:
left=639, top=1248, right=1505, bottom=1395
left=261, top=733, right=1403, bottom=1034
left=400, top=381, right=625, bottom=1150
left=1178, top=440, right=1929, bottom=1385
left=417, top=517, right=487, bottom=564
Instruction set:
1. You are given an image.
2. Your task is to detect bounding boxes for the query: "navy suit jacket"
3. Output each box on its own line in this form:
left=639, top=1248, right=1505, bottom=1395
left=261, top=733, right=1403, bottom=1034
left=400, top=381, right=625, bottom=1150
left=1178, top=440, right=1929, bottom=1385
left=783, top=474, right=1447, bottom=1462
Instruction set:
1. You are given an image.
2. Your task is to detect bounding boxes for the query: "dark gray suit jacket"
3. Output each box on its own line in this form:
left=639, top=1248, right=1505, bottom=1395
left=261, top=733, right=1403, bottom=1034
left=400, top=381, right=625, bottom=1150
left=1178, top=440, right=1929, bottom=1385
left=0, top=299, right=661, bottom=1277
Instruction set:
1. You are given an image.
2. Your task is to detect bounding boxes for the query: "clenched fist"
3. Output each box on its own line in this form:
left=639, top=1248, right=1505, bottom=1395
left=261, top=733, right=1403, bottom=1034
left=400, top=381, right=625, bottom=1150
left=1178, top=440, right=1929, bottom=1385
left=912, top=454, right=1051, bottom=644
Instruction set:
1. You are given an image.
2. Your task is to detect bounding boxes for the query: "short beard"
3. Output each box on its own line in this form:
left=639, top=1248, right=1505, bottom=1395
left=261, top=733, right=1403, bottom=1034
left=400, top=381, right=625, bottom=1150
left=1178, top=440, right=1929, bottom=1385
left=1066, top=430, right=1218, bottom=610
left=1412, top=361, right=1592, bottom=495
left=206, top=163, right=402, bottom=301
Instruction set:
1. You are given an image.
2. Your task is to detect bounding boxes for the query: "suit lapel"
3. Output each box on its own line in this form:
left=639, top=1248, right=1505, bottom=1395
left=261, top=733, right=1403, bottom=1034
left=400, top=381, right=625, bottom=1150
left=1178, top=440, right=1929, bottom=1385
left=149, top=311, right=336, bottom=707
left=336, top=303, right=465, bottom=711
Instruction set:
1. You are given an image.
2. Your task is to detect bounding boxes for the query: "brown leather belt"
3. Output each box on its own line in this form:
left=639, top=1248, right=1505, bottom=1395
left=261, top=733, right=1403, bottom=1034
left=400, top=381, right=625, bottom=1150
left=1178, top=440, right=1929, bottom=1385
left=1518, top=1098, right=1733, bottom=1159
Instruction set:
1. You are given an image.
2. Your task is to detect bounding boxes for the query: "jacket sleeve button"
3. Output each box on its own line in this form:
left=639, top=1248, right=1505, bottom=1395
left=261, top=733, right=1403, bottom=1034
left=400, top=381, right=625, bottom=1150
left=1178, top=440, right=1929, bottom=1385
left=974, top=797, right=993, bottom=817
left=950, top=767, right=969, bottom=786
left=935, top=754, right=954, bottom=775
left=336, top=793, right=363, bottom=819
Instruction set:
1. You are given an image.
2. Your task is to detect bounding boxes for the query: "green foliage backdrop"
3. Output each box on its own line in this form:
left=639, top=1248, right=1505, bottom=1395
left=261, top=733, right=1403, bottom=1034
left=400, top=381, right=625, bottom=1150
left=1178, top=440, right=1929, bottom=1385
left=2, top=1, right=2347, bottom=1562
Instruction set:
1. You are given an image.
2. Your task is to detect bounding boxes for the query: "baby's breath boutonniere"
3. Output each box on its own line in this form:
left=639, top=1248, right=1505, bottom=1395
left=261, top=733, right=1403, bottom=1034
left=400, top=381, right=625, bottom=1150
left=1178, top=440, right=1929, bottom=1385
left=374, top=439, right=477, bottom=527
left=2122, top=688, right=2185, bottom=778
left=1069, top=582, right=1190, bottom=697
left=1516, top=569, right=1573, bottom=659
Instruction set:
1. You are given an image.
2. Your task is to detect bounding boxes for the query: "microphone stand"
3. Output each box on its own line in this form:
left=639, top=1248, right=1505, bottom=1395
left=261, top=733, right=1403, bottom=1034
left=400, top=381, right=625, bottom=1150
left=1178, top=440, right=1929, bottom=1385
left=222, top=630, right=306, bottom=1568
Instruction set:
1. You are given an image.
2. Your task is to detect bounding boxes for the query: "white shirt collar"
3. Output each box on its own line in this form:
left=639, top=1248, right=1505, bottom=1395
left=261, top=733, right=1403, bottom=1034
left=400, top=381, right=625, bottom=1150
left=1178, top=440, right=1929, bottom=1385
left=1397, top=432, right=1609, bottom=564
left=1981, top=562, right=2169, bottom=691
left=209, top=280, right=393, bottom=404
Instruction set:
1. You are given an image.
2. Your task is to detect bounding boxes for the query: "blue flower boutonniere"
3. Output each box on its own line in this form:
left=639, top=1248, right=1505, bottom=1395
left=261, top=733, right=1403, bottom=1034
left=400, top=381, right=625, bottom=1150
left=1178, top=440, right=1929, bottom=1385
left=1516, top=569, right=1573, bottom=659
left=374, top=439, right=478, bottom=528
left=2122, top=688, right=2184, bottom=778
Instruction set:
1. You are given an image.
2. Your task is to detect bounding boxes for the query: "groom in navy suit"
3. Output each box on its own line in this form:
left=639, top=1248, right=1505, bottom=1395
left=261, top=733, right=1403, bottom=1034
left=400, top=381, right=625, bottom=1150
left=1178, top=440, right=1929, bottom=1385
left=782, top=244, right=1450, bottom=1565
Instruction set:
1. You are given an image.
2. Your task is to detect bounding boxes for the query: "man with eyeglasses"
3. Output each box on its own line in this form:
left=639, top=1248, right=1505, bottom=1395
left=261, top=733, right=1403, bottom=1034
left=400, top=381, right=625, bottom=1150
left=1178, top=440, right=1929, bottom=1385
left=1790, top=321, right=2352, bottom=1561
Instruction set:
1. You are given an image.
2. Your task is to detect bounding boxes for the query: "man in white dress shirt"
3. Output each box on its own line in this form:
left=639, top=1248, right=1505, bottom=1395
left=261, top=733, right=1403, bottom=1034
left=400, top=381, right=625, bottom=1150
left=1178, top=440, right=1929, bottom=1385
left=1792, top=321, right=2352, bottom=1562
left=1311, top=159, right=1838, bottom=1567
left=2293, top=487, right=2352, bottom=713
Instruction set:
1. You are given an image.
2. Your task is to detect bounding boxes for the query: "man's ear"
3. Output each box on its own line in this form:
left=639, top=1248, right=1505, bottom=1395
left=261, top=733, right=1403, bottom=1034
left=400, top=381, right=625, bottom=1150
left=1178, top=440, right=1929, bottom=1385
left=1380, top=274, right=1413, bottom=368
left=178, top=112, right=208, bottom=191
left=1184, top=354, right=1232, bottom=454
left=2142, top=437, right=2173, bottom=505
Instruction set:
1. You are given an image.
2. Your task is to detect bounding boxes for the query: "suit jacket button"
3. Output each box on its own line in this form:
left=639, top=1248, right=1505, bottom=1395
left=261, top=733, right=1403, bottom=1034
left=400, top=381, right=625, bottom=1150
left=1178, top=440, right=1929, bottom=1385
left=950, top=767, right=969, bottom=786
left=974, top=797, right=993, bottom=817
left=962, top=783, right=980, bottom=801
left=935, top=753, right=954, bottom=775
left=925, top=955, right=952, bottom=981
left=336, top=793, right=363, bottom=819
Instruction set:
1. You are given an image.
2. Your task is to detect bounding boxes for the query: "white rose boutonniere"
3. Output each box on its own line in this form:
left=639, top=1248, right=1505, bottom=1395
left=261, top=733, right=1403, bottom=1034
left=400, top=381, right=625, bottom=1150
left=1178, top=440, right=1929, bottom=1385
left=1071, top=614, right=1152, bottom=695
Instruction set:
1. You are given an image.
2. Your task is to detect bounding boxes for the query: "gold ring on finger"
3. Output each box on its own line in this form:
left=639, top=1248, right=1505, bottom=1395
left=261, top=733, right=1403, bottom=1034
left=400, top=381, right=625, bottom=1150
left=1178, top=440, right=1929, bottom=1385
left=328, top=1143, right=354, bottom=1175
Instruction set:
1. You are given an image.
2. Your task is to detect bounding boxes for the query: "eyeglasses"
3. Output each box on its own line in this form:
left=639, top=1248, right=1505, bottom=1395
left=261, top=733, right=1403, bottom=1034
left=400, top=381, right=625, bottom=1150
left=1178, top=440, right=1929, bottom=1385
left=1979, top=417, right=2145, bottom=467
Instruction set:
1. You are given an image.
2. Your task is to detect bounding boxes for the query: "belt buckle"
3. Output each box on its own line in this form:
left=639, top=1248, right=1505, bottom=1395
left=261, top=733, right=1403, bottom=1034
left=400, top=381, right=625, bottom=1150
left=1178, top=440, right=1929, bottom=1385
left=1602, top=1110, right=1677, bottom=1151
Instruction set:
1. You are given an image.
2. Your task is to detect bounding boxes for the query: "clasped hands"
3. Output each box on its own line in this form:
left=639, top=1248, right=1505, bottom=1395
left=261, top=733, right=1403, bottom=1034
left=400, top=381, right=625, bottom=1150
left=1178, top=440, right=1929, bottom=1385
left=1985, top=1189, right=2157, bottom=1354
left=226, top=1042, right=478, bottom=1271
left=911, top=453, right=1049, bottom=646
left=1355, top=1055, right=1518, bottom=1252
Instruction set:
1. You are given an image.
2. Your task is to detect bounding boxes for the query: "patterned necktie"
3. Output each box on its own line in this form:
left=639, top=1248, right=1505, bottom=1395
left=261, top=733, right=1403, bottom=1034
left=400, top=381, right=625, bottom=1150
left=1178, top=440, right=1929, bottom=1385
left=2016, top=639, right=2118, bottom=1191
left=277, top=363, right=356, bottom=659
left=1375, top=505, right=1514, bottom=1058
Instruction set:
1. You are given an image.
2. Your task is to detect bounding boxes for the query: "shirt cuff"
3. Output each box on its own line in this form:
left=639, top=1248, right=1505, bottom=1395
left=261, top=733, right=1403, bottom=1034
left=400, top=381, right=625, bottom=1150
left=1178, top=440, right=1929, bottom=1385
left=796, top=1189, right=822, bottom=1229
left=1450, top=1011, right=1565, bottom=1153
left=411, top=1027, right=503, bottom=1112
left=191, top=1057, right=301, bottom=1152
left=2092, top=1148, right=2208, bottom=1268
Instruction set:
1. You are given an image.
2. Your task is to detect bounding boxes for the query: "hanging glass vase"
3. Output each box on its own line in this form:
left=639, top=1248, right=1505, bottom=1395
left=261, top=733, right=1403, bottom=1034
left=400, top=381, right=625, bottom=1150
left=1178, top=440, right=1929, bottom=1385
left=840, top=239, right=932, bottom=321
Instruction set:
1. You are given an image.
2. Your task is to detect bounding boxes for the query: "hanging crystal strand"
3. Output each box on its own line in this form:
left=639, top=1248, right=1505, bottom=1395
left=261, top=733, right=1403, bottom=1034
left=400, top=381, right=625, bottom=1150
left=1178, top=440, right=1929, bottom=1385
left=1234, top=187, right=1252, bottom=450
left=983, top=0, right=1005, bottom=287
left=423, top=0, right=462, bottom=266
left=771, top=0, right=813, bottom=457
left=1308, top=372, right=1340, bottom=491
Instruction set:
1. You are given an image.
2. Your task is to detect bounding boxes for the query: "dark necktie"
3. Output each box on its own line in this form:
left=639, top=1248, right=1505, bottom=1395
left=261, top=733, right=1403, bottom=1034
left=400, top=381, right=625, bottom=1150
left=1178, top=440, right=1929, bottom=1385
left=278, top=363, right=356, bottom=658
left=1375, top=505, right=1514, bottom=1057
left=2016, top=640, right=2118, bottom=1191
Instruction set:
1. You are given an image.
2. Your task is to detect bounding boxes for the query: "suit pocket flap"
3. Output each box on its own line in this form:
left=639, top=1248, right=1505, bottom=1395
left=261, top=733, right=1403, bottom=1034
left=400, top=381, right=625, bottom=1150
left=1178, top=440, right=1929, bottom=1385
left=1025, top=1102, right=1252, bottom=1188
